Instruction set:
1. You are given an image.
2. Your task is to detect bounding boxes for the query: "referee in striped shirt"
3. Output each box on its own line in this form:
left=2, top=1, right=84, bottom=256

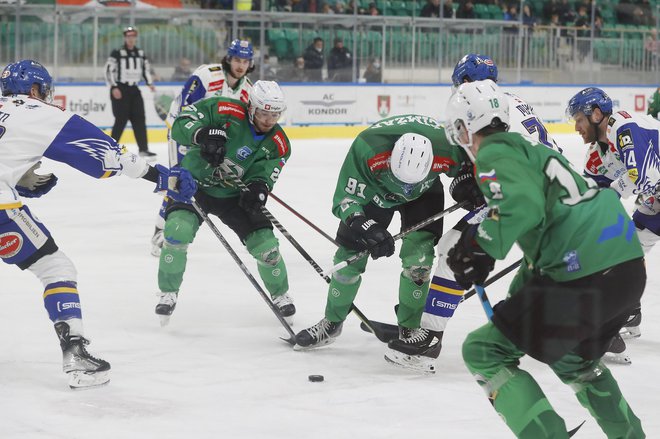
left=105, top=26, right=156, bottom=158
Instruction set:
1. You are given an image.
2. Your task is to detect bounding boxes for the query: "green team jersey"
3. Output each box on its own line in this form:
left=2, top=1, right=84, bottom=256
left=332, top=114, right=467, bottom=223
left=648, top=87, right=660, bottom=119
left=171, top=97, right=291, bottom=198
left=474, top=132, right=643, bottom=282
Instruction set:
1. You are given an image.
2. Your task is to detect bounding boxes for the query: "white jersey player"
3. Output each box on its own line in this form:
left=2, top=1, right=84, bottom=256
left=0, top=60, right=196, bottom=389
left=151, top=39, right=254, bottom=256
left=385, top=54, right=564, bottom=371
left=567, top=87, right=660, bottom=344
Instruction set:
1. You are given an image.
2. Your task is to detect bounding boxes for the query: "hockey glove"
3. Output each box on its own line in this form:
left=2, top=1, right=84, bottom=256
left=239, top=181, right=269, bottom=214
left=195, top=127, right=227, bottom=167
left=449, top=165, right=486, bottom=211
left=348, top=216, right=395, bottom=260
left=154, top=164, right=197, bottom=203
left=446, top=224, right=495, bottom=289
left=15, top=162, right=58, bottom=198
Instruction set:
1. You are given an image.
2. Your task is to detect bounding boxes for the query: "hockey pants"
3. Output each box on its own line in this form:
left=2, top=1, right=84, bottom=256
left=462, top=322, right=645, bottom=439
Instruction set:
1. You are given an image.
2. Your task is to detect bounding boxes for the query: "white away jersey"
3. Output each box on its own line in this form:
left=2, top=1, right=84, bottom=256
left=166, top=63, right=253, bottom=128
left=0, top=95, right=148, bottom=208
left=505, top=92, right=560, bottom=152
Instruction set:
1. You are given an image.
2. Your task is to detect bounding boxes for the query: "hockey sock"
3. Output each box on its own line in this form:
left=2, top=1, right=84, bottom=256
left=397, top=231, right=435, bottom=328
left=558, top=359, right=645, bottom=438
left=324, top=246, right=368, bottom=323
left=420, top=275, right=464, bottom=331
left=43, top=281, right=82, bottom=321
left=245, top=229, right=289, bottom=297
left=158, top=209, right=199, bottom=292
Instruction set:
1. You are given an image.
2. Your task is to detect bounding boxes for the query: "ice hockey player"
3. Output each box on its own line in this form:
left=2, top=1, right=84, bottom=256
left=446, top=79, right=646, bottom=439
left=0, top=60, right=196, bottom=389
left=294, top=115, right=467, bottom=373
left=156, top=81, right=294, bottom=326
left=567, top=87, right=659, bottom=355
left=419, top=53, right=561, bottom=358
left=151, top=39, right=254, bottom=257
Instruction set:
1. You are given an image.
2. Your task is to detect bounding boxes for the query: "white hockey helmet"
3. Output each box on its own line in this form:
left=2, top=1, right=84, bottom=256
left=390, top=133, right=434, bottom=184
left=445, top=79, right=509, bottom=154
left=248, top=80, right=286, bottom=124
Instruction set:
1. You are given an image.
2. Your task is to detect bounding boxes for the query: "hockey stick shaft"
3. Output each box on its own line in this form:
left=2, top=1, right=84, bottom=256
left=192, top=200, right=296, bottom=344
left=220, top=165, right=388, bottom=341
left=269, top=193, right=339, bottom=246
left=474, top=285, right=494, bottom=319
left=323, top=200, right=469, bottom=277
left=460, top=259, right=522, bottom=303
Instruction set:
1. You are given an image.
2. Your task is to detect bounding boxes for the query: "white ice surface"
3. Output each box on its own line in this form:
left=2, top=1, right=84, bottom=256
left=1, top=134, right=658, bottom=439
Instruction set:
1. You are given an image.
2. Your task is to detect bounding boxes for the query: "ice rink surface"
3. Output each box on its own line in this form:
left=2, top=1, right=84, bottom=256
left=1, top=133, right=658, bottom=439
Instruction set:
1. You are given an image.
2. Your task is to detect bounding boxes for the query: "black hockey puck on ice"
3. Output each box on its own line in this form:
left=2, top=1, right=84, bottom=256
left=308, top=375, right=324, bottom=382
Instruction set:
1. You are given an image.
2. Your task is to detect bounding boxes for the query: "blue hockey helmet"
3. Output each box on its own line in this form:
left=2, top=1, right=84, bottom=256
left=1, top=59, right=53, bottom=100
left=566, top=87, right=613, bottom=119
left=451, top=54, right=498, bottom=87
left=227, top=39, right=254, bottom=60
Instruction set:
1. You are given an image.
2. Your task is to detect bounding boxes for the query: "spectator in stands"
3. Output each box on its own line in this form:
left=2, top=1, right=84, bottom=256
left=575, top=5, right=591, bottom=59
left=420, top=0, right=440, bottom=17
left=363, top=57, right=382, bottom=83
left=645, top=29, right=659, bottom=69
left=303, top=37, right=325, bottom=81
left=322, top=3, right=334, bottom=13
left=504, top=4, right=518, bottom=21
left=456, top=0, right=475, bottom=19
left=171, top=57, right=193, bottom=82
left=279, top=56, right=307, bottom=82
left=346, top=0, right=366, bottom=14
left=260, top=54, right=278, bottom=81
left=558, top=0, right=576, bottom=25
left=639, top=0, right=655, bottom=26
left=522, top=4, right=537, bottom=28
left=367, top=2, right=379, bottom=15
left=335, top=1, right=346, bottom=13
left=443, top=0, right=454, bottom=18
left=328, top=37, right=353, bottom=82
left=543, top=0, right=559, bottom=24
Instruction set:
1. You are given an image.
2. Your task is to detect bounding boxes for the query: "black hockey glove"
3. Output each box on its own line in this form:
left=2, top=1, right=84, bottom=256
left=348, top=216, right=395, bottom=260
left=15, top=162, right=58, bottom=198
left=195, top=127, right=227, bottom=167
left=239, top=181, right=269, bottom=214
left=449, top=165, right=486, bottom=211
left=446, top=224, right=495, bottom=289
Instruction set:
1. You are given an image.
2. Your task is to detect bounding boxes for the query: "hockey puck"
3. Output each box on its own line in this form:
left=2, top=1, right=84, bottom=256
left=308, top=375, right=324, bottom=382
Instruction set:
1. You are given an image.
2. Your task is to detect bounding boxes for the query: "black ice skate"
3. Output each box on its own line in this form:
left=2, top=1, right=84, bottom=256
left=272, top=293, right=296, bottom=325
left=151, top=226, right=164, bottom=257
left=619, top=309, right=642, bottom=339
left=155, top=292, right=178, bottom=327
left=294, top=318, right=343, bottom=351
left=55, top=321, right=110, bottom=389
left=384, top=328, right=443, bottom=374
left=603, top=333, right=631, bottom=365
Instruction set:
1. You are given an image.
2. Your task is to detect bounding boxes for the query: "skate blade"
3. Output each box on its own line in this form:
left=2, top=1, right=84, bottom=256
left=68, top=370, right=110, bottom=390
left=384, top=350, right=436, bottom=374
left=283, top=315, right=294, bottom=326
left=158, top=314, right=171, bottom=327
left=603, top=352, right=631, bottom=365
left=151, top=247, right=161, bottom=257
left=293, top=338, right=337, bottom=351
left=620, top=327, right=641, bottom=339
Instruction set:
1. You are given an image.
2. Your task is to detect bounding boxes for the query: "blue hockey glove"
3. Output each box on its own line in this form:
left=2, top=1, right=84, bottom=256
left=239, top=181, right=269, bottom=214
left=15, top=162, right=58, bottom=198
left=447, top=224, right=495, bottom=289
left=154, top=164, right=197, bottom=203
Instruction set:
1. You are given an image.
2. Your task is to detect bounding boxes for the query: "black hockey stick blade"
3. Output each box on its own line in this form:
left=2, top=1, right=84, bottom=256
left=280, top=335, right=296, bottom=346
left=359, top=320, right=399, bottom=343
left=568, top=420, right=586, bottom=437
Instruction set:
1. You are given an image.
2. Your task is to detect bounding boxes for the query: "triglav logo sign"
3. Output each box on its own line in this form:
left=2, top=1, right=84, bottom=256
left=300, top=94, right=355, bottom=116
left=53, top=95, right=107, bottom=116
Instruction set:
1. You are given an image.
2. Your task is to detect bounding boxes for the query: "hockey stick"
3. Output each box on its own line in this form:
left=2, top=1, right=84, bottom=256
left=473, top=285, right=494, bottom=319
left=218, top=164, right=392, bottom=343
left=191, top=200, right=296, bottom=345
left=323, top=200, right=469, bottom=277
left=359, top=258, right=523, bottom=341
left=269, top=193, right=339, bottom=246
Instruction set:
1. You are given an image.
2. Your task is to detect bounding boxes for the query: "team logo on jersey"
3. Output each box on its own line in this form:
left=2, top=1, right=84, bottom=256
left=488, top=181, right=503, bottom=199
left=563, top=250, right=581, bottom=273
left=478, top=169, right=497, bottom=183
left=617, top=111, right=632, bottom=119
left=236, top=146, right=253, bottom=161
left=608, top=117, right=616, bottom=127
left=618, top=129, right=634, bottom=151
left=368, top=152, right=391, bottom=172
left=208, top=79, right=225, bottom=92
left=208, top=66, right=222, bottom=72
left=0, top=232, right=23, bottom=259
left=377, top=95, right=390, bottom=117
left=586, top=150, right=604, bottom=174
left=628, top=168, right=639, bottom=183
left=273, top=132, right=288, bottom=157
left=431, top=157, right=456, bottom=173
left=217, top=101, right=245, bottom=119
left=1, top=69, right=10, bottom=79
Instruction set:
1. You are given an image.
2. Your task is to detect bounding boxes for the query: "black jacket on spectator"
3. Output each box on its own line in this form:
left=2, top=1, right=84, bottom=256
left=456, top=1, right=475, bottom=19
left=303, top=44, right=325, bottom=82
left=328, top=46, right=353, bottom=82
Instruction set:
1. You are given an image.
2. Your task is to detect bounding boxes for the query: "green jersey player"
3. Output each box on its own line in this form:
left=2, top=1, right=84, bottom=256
left=294, top=114, right=467, bottom=373
left=445, top=80, right=646, bottom=438
left=156, top=81, right=294, bottom=326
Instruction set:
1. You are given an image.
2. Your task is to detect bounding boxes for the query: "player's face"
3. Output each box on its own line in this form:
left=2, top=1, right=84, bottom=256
left=230, top=57, right=251, bottom=78
left=253, top=108, right=281, bottom=133
left=573, top=112, right=597, bottom=143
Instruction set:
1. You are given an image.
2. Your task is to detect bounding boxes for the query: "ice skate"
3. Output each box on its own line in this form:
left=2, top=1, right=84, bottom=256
left=151, top=226, right=164, bottom=257
left=603, top=333, right=631, bottom=365
left=384, top=328, right=443, bottom=374
left=294, top=318, right=343, bottom=351
left=155, top=291, right=178, bottom=327
left=272, top=293, right=296, bottom=325
left=55, top=322, right=110, bottom=389
left=619, top=310, right=641, bottom=339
